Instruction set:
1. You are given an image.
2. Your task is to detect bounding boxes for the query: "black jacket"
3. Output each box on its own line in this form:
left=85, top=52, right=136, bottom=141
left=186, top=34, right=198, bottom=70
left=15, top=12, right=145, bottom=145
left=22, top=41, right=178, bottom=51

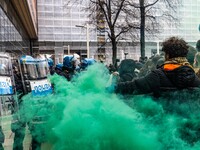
left=116, top=65, right=200, bottom=95
left=13, top=72, right=23, bottom=93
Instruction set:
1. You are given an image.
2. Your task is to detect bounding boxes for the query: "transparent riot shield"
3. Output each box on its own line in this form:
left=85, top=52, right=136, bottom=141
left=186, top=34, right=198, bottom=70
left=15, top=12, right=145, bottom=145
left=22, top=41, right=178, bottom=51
left=19, top=55, right=52, bottom=96
left=19, top=55, right=53, bottom=149
left=0, top=53, right=18, bottom=148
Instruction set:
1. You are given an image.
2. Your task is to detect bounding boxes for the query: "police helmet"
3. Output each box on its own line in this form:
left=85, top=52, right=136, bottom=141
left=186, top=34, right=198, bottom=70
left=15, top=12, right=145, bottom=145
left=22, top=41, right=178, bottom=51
left=63, top=55, right=74, bottom=68
left=55, top=63, right=63, bottom=71
left=81, top=58, right=96, bottom=69
left=47, top=58, right=54, bottom=67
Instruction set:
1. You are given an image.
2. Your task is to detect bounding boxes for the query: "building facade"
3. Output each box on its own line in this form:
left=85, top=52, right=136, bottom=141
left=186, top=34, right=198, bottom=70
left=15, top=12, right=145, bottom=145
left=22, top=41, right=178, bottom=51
left=37, top=0, right=98, bottom=63
left=1, top=0, right=199, bottom=63
left=145, top=0, right=200, bottom=57
left=36, top=0, right=200, bottom=63
left=37, top=0, right=141, bottom=64
left=0, top=0, right=37, bottom=58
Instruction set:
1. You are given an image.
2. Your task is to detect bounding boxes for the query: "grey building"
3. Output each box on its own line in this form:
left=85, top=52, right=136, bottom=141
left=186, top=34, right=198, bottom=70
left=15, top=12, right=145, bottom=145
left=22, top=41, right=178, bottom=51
left=36, top=0, right=200, bottom=63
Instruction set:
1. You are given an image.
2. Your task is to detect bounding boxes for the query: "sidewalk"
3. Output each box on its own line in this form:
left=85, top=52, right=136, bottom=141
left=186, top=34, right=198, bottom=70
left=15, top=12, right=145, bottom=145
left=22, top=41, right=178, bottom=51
left=1, top=115, right=31, bottom=150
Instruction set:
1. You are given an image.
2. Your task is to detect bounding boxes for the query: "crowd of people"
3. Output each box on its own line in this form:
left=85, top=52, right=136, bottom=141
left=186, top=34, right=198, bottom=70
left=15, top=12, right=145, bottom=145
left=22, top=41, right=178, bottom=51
left=7, top=55, right=97, bottom=150
left=46, top=37, right=200, bottom=97
left=107, top=37, right=200, bottom=97
left=48, top=55, right=96, bottom=81
left=1, top=36, right=200, bottom=150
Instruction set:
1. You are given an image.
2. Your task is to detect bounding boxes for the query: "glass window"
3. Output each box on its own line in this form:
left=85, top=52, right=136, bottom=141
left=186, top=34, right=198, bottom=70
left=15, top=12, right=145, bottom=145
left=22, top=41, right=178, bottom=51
left=0, top=56, right=10, bottom=76
left=54, top=12, right=63, bottom=18
left=63, top=20, right=71, bottom=26
left=63, top=34, right=71, bottom=40
left=54, top=34, right=63, bottom=41
left=37, top=61, right=48, bottom=78
left=45, top=0, right=53, bottom=4
left=45, top=27, right=54, bottom=34
left=24, top=64, right=38, bottom=79
left=0, top=7, right=29, bottom=53
left=54, top=21, right=63, bottom=26
left=54, top=0, right=62, bottom=5
left=45, top=12, right=54, bottom=18
left=54, top=27, right=62, bottom=33
left=45, top=19, right=53, bottom=26
left=63, top=13, right=71, bottom=19
left=71, top=35, right=81, bottom=41
left=22, top=61, right=48, bottom=80
left=62, top=27, right=71, bottom=33
left=71, top=20, right=80, bottom=26
left=38, top=12, right=45, bottom=17
left=38, top=5, right=45, bottom=11
left=45, top=5, right=53, bottom=12
left=71, top=13, right=79, bottom=18
left=54, top=6, right=62, bottom=12
left=46, top=34, right=54, bottom=40
left=71, top=27, right=81, bottom=33
left=71, top=6, right=79, bottom=13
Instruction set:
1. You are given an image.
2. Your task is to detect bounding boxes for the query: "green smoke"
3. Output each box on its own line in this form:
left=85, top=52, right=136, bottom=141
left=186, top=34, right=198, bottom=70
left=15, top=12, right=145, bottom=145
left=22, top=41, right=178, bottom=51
left=20, top=63, right=200, bottom=150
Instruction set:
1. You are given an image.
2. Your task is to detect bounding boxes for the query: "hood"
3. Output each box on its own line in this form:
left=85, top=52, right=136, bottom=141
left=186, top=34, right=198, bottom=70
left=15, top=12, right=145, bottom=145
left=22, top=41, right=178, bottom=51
left=163, top=64, right=196, bottom=89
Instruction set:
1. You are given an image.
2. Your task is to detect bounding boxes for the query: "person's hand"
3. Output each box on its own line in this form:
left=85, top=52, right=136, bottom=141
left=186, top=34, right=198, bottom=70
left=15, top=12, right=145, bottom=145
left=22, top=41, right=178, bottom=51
left=105, top=73, right=118, bottom=93
left=112, top=71, right=119, bottom=76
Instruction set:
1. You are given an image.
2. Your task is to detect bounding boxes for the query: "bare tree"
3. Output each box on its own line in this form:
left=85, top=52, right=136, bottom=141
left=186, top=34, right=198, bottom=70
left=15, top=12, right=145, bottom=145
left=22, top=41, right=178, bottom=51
left=65, top=0, right=139, bottom=68
left=65, top=0, right=181, bottom=65
left=128, top=0, right=181, bottom=60
left=88, top=0, right=138, bottom=67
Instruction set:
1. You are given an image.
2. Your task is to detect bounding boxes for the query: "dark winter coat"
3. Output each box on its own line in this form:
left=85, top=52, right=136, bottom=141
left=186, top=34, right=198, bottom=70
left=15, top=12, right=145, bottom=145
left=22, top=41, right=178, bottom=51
left=13, top=72, right=23, bottom=93
left=118, top=59, right=137, bottom=82
left=116, top=64, right=200, bottom=95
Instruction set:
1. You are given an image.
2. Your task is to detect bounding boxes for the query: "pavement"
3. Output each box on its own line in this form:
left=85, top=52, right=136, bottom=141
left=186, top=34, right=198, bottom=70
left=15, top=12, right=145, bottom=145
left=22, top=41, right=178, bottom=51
left=0, top=96, right=32, bottom=150
left=0, top=98, right=53, bottom=150
left=1, top=115, right=32, bottom=150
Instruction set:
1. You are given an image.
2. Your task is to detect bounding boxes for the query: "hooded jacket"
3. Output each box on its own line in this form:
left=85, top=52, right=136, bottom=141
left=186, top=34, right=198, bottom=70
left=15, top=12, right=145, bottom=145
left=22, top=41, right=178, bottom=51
left=116, top=57, right=200, bottom=95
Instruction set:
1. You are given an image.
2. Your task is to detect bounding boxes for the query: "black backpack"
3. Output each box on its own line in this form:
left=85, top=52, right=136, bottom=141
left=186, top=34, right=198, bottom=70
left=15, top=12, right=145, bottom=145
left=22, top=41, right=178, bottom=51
left=163, top=65, right=195, bottom=89
left=118, top=59, right=137, bottom=82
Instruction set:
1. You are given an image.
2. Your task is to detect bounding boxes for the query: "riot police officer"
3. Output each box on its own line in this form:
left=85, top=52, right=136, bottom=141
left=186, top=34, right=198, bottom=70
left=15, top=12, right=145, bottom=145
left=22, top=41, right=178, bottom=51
left=11, top=64, right=26, bottom=150
left=62, top=54, right=80, bottom=81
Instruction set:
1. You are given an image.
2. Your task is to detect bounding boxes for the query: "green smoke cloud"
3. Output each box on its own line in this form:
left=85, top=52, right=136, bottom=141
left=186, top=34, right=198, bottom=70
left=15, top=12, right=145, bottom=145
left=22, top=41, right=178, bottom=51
left=20, top=63, right=200, bottom=150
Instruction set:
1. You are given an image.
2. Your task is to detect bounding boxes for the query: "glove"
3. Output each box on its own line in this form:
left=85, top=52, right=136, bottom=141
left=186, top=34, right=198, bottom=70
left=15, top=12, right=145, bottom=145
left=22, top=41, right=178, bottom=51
left=105, top=73, right=119, bottom=93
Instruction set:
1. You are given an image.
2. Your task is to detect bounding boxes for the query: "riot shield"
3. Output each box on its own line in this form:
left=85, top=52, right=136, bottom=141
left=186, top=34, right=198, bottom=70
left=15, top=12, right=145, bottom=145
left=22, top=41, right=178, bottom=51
left=19, top=55, right=53, bottom=149
left=19, top=55, right=52, bottom=96
left=0, top=53, right=18, bottom=148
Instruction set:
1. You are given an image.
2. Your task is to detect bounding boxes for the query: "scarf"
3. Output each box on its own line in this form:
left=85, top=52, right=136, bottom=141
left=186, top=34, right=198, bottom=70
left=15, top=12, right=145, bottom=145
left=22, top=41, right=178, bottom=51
left=164, top=57, right=193, bottom=71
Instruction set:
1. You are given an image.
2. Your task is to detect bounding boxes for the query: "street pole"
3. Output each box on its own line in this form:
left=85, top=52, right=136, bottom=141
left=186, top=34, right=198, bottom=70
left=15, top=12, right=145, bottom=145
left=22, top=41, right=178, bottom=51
left=156, top=41, right=159, bottom=55
left=68, top=45, right=70, bottom=55
left=75, top=24, right=90, bottom=58
left=86, top=23, right=90, bottom=58
left=124, top=52, right=128, bottom=59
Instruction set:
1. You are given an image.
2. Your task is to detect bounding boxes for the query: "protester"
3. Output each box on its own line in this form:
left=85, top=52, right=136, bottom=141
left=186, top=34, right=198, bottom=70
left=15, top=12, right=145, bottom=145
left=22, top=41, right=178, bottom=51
left=117, top=59, right=137, bottom=82
left=186, top=46, right=197, bottom=66
left=114, top=37, right=200, bottom=95
left=196, top=39, right=200, bottom=51
left=192, top=40, right=200, bottom=78
left=138, top=54, right=163, bottom=77
left=193, top=40, right=200, bottom=67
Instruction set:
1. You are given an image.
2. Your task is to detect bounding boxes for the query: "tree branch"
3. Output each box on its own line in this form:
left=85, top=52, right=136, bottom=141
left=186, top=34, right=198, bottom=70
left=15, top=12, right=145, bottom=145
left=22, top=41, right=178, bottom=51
left=144, top=0, right=159, bottom=8
left=113, top=0, right=126, bottom=26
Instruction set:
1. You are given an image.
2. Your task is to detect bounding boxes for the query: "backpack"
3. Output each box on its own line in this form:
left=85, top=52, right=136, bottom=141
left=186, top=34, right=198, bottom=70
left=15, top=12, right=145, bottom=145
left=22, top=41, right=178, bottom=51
left=118, top=59, right=137, bottom=82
